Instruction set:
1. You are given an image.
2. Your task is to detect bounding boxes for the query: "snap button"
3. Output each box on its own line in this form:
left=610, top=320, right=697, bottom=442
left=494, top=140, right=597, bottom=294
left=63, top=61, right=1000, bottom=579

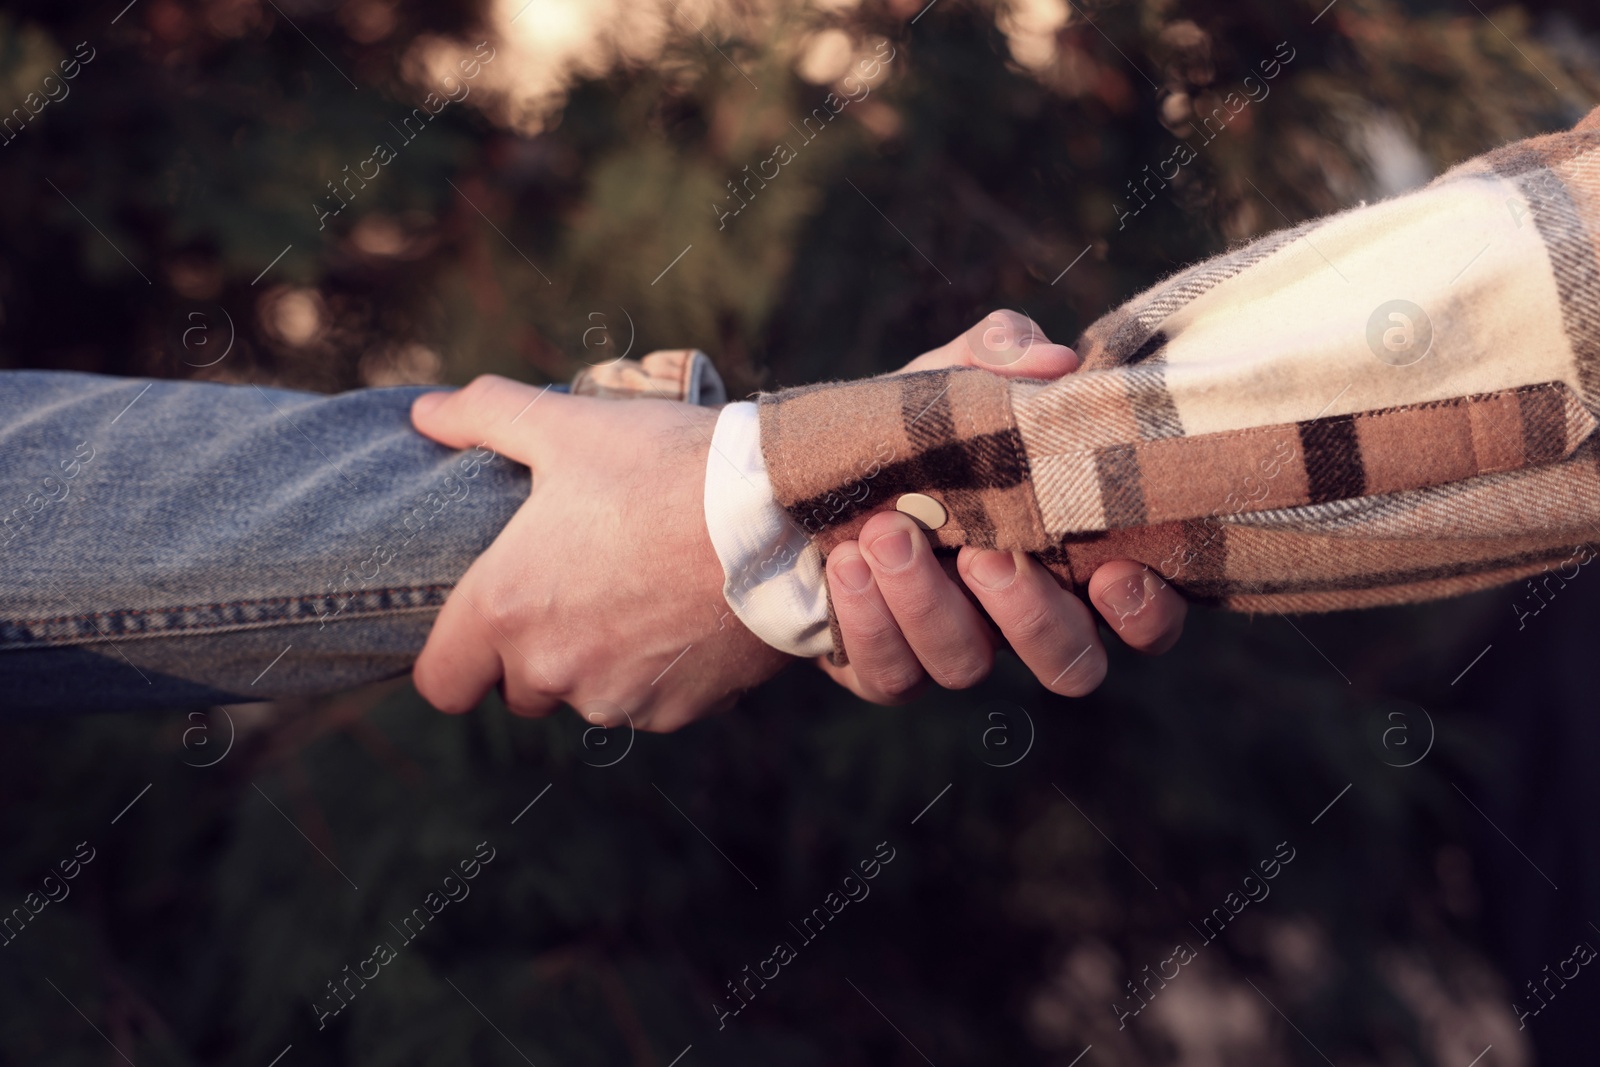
left=895, top=493, right=948, bottom=531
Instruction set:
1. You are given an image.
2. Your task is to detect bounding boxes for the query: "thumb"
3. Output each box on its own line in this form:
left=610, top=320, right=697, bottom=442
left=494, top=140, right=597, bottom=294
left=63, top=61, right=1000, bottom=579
left=902, top=309, right=1080, bottom=380
left=411, top=374, right=552, bottom=461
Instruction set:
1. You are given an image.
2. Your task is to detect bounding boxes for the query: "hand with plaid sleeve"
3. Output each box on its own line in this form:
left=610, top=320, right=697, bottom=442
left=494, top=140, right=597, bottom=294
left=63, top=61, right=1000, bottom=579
left=814, top=312, right=1188, bottom=705
left=761, top=105, right=1600, bottom=688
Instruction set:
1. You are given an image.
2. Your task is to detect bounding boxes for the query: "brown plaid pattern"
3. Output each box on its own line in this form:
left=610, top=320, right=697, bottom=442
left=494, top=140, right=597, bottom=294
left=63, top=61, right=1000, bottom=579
left=759, top=106, right=1600, bottom=658
left=757, top=368, right=1049, bottom=556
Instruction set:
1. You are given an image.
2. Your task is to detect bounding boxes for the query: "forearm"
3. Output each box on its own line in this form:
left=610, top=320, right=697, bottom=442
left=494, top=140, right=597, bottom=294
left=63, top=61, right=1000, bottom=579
left=0, top=371, right=526, bottom=714
left=756, top=107, right=1600, bottom=635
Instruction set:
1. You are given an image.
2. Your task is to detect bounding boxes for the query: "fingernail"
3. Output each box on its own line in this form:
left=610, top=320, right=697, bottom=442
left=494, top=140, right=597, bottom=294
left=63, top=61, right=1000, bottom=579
left=968, top=549, right=1018, bottom=591
left=413, top=391, right=446, bottom=417
left=866, top=529, right=914, bottom=571
left=1101, top=573, right=1147, bottom=623
left=835, top=553, right=873, bottom=593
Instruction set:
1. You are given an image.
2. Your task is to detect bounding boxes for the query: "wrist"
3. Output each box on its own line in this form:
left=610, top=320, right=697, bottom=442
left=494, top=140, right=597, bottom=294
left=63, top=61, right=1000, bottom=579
left=703, top=402, right=831, bottom=657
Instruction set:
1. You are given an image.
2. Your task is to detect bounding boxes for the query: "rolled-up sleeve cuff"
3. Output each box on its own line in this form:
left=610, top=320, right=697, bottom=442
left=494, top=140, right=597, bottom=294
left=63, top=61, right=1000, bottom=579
left=703, top=402, right=833, bottom=658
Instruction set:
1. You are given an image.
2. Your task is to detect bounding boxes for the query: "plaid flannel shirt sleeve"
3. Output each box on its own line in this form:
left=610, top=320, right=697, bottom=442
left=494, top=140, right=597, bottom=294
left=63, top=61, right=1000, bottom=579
left=759, top=106, right=1600, bottom=657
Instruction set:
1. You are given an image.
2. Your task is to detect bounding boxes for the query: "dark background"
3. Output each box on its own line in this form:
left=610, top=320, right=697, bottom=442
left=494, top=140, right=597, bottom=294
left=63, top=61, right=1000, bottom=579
left=2, top=0, right=1599, bottom=1063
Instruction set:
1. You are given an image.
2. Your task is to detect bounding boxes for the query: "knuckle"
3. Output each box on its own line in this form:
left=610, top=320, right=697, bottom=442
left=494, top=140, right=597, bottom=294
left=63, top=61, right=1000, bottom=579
left=455, top=377, right=490, bottom=405
left=838, top=604, right=894, bottom=648
left=1000, top=600, right=1059, bottom=649
left=880, top=580, right=948, bottom=631
left=478, top=582, right=526, bottom=632
left=529, top=663, right=573, bottom=699
left=504, top=638, right=569, bottom=699
left=463, top=373, right=511, bottom=395
left=457, top=374, right=515, bottom=410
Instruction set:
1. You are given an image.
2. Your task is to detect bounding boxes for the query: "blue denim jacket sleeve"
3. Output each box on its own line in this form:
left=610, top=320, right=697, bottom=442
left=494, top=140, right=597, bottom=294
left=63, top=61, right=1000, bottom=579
left=0, top=371, right=527, bottom=715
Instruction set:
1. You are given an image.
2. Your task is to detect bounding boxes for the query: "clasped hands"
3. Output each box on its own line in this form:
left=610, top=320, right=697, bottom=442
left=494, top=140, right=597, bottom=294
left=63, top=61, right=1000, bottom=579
left=407, top=312, right=1185, bottom=733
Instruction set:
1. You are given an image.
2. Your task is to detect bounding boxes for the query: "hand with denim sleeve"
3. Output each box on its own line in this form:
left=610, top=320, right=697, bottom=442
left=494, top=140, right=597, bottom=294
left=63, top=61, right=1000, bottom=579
left=815, top=312, right=1186, bottom=705
left=408, top=376, right=788, bottom=733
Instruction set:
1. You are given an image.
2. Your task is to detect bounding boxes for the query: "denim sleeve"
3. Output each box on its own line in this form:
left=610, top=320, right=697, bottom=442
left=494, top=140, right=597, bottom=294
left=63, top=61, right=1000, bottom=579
left=0, top=371, right=526, bottom=715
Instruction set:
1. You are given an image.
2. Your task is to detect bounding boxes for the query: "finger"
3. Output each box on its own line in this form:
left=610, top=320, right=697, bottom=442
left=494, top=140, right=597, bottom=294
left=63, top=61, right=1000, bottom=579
left=412, top=589, right=506, bottom=715
left=902, top=309, right=1079, bottom=379
left=813, top=654, right=889, bottom=705
left=498, top=669, right=563, bottom=720
left=411, top=374, right=557, bottom=459
left=1088, top=561, right=1188, bottom=655
left=957, top=547, right=1108, bottom=696
left=826, top=541, right=930, bottom=704
left=857, top=512, right=995, bottom=689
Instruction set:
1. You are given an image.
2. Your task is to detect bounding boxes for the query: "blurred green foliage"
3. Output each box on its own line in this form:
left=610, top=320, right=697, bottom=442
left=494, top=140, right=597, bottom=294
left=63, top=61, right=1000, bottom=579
left=2, top=0, right=1599, bottom=1063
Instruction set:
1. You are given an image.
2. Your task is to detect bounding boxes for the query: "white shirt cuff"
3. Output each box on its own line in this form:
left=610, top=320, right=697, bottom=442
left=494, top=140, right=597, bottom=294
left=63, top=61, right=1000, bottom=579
left=703, top=402, right=832, bottom=658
